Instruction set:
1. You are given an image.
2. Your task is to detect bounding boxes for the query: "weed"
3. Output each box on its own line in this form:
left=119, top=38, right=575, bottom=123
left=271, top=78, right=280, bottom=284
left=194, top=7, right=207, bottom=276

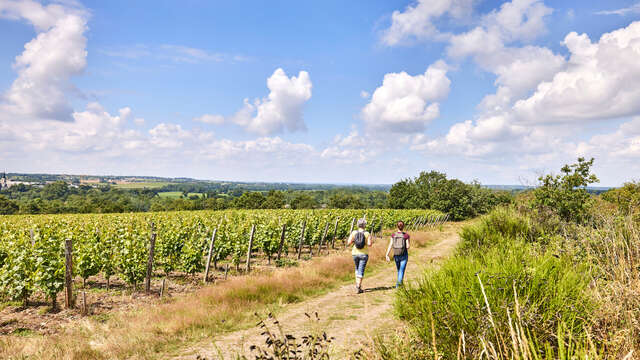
left=197, top=313, right=335, bottom=360
left=12, top=328, right=33, bottom=337
left=275, top=258, right=298, bottom=268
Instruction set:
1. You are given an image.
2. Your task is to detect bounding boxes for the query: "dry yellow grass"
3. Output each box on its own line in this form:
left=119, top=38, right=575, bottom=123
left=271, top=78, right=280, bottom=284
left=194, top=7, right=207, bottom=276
left=0, top=229, right=438, bottom=359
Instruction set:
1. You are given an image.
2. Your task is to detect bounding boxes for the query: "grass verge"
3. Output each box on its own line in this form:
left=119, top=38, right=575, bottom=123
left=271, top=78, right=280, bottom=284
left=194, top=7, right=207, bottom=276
left=374, top=208, right=601, bottom=359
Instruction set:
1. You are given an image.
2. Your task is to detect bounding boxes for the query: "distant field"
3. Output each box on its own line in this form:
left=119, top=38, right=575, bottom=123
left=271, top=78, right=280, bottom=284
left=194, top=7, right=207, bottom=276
left=157, top=191, right=203, bottom=199
left=113, top=181, right=173, bottom=189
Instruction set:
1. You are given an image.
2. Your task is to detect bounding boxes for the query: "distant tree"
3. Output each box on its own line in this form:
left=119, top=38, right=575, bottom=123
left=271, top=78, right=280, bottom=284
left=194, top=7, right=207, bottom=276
left=414, top=171, right=448, bottom=208
left=328, top=192, right=364, bottom=209
left=388, top=179, right=417, bottom=209
left=0, top=195, right=18, bottom=215
left=430, top=179, right=476, bottom=221
left=42, top=181, right=70, bottom=200
left=11, top=183, right=29, bottom=192
left=234, top=192, right=266, bottom=209
left=19, top=199, right=42, bottom=214
left=263, top=190, right=286, bottom=209
left=388, top=171, right=511, bottom=220
left=368, top=191, right=389, bottom=208
left=531, top=157, right=599, bottom=224
left=150, top=201, right=167, bottom=212
left=202, top=197, right=227, bottom=210
left=291, top=193, right=317, bottom=209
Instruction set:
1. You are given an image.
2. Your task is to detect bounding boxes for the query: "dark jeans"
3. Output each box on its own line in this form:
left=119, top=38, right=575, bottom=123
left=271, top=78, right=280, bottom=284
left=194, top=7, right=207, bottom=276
left=394, top=253, right=408, bottom=287
left=353, top=254, right=369, bottom=279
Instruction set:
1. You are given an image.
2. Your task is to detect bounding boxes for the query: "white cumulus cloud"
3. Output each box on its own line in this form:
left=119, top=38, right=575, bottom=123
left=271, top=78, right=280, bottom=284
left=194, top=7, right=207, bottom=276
left=514, top=21, right=640, bottom=124
left=382, top=0, right=474, bottom=45
left=321, top=127, right=378, bottom=163
left=578, top=117, right=640, bottom=159
left=362, top=61, right=450, bottom=133
left=231, top=68, right=312, bottom=135
left=447, top=0, right=562, bottom=111
left=0, top=0, right=88, bottom=121
left=481, top=0, right=552, bottom=42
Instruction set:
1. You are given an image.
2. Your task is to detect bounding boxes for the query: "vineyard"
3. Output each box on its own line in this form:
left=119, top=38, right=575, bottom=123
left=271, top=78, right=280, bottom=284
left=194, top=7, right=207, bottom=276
left=0, top=208, right=444, bottom=309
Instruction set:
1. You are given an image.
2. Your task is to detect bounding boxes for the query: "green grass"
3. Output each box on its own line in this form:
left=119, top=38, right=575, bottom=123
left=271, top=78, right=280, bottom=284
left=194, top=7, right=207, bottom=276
left=328, top=314, right=358, bottom=321
left=12, top=328, right=33, bottom=337
left=390, top=208, right=595, bottom=358
left=157, top=191, right=203, bottom=199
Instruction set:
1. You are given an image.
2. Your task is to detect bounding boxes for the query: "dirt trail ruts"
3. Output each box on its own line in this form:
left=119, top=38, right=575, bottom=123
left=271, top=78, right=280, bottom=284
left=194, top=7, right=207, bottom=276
left=176, top=223, right=461, bottom=360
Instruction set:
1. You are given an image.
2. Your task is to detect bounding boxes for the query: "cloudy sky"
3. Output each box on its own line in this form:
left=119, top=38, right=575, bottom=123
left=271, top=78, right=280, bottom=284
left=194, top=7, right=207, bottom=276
left=1, top=0, right=640, bottom=186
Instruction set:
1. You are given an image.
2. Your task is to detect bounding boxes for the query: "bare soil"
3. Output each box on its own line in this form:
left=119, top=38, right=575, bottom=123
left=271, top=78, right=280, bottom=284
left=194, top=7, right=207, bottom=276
left=0, top=274, right=200, bottom=335
left=176, top=223, right=462, bottom=359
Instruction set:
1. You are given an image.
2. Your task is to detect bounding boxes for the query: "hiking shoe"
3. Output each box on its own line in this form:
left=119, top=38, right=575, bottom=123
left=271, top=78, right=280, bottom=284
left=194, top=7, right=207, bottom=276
left=357, top=287, right=364, bottom=294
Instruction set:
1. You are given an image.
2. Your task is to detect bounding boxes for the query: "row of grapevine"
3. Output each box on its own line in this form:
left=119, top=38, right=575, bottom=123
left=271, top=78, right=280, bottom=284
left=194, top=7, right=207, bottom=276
left=0, top=209, right=444, bottom=307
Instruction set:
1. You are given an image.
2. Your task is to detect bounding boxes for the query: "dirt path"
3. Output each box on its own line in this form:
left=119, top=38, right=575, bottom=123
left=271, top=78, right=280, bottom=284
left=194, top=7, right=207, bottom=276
left=176, top=223, right=461, bottom=359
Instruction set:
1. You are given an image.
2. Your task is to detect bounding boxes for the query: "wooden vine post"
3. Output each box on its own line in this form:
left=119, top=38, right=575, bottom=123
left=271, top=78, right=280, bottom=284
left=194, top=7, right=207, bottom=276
left=203, top=227, right=218, bottom=284
left=297, top=220, right=306, bottom=260
left=277, top=224, right=287, bottom=261
left=145, top=222, right=157, bottom=294
left=318, top=222, right=329, bottom=254
left=64, top=238, right=74, bottom=309
left=246, top=224, right=256, bottom=273
left=81, top=291, right=87, bottom=315
left=346, top=217, right=355, bottom=247
left=331, top=217, right=339, bottom=249
left=370, top=217, right=376, bottom=239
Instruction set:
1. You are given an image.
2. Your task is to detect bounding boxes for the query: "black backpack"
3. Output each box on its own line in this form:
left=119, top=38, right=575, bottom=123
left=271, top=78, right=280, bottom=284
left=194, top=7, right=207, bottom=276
left=354, top=231, right=366, bottom=249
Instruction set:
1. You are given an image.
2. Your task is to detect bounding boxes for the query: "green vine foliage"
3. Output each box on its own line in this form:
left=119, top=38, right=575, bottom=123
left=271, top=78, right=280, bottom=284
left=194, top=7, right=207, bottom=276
left=0, top=209, right=442, bottom=304
left=76, top=228, right=102, bottom=287
left=33, top=233, right=65, bottom=308
left=0, top=232, right=35, bottom=306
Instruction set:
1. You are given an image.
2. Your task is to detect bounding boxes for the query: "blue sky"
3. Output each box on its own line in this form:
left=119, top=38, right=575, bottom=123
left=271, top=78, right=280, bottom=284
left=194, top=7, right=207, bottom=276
left=1, top=0, right=640, bottom=186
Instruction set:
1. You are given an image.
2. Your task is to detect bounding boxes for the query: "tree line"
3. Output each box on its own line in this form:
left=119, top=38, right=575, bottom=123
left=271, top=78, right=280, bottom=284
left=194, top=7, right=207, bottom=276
left=0, top=172, right=515, bottom=217
left=0, top=182, right=390, bottom=215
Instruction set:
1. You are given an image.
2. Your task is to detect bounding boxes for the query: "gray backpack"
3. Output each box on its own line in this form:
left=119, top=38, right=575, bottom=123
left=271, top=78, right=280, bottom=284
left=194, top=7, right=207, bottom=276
left=392, top=232, right=406, bottom=256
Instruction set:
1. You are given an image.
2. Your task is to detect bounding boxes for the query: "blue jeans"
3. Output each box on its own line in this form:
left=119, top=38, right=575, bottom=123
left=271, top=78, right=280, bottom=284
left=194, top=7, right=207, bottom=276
left=394, top=253, right=408, bottom=287
left=353, top=254, right=369, bottom=279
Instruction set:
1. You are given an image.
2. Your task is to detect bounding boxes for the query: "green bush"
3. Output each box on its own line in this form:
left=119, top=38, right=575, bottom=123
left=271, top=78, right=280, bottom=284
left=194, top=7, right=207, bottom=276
left=531, top=157, right=599, bottom=224
left=394, top=209, right=594, bottom=358
left=458, top=206, right=537, bottom=253
left=388, top=171, right=512, bottom=220
left=601, top=181, right=640, bottom=221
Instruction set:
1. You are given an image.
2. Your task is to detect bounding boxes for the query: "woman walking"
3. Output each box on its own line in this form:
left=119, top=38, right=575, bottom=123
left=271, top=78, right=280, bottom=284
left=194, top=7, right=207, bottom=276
left=386, top=220, right=410, bottom=288
left=348, top=218, right=372, bottom=294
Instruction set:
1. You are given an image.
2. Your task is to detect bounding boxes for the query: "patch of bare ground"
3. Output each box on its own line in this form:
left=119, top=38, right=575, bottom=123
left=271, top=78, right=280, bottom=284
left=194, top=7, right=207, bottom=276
left=0, top=276, right=199, bottom=336
left=177, top=222, right=463, bottom=359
